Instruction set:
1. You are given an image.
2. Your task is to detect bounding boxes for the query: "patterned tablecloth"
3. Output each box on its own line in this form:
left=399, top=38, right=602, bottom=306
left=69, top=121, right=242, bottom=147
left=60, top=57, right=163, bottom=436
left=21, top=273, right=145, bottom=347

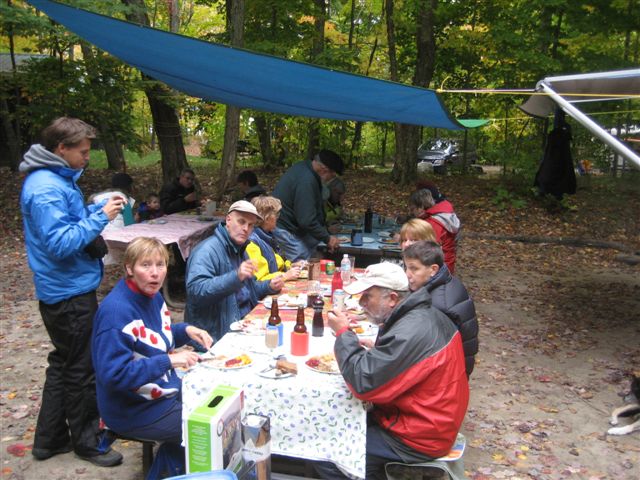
left=101, top=213, right=220, bottom=265
left=181, top=274, right=367, bottom=478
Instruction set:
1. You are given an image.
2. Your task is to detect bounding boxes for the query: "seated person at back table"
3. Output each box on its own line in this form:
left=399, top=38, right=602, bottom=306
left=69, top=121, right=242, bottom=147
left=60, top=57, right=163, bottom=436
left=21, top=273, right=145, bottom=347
left=91, top=172, right=136, bottom=229
left=316, top=262, right=469, bottom=480
left=398, top=218, right=437, bottom=250
left=408, top=188, right=460, bottom=274
left=403, top=241, right=479, bottom=377
left=137, top=192, right=164, bottom=222
left=160, top=168, right=200, bottom=214
left=236, top=170, right=267, bottom=201
left=92, top=237, right=212, bottom=479
left=185, top=200, right=284, bottom=341
left=247, top=195, right=303, bottom=281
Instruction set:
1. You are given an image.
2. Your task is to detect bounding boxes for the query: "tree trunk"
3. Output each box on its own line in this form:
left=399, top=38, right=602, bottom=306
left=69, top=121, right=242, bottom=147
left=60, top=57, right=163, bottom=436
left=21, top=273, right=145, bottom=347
left=306, top=0, right=326, bottom=159
left=254, top=114, right=276, bottom=168
left=4, top=4, right=22, bottom=171
left=1, top=98, right=21, bottom=171
left=217, top=0, right=245, bottom=199
left=80, top=43, right=124, bottom=170
left=349, top=37, right=378, bottom=168
left=122, top=0, right=188, bottom=183
left=388, top=0, right=437, bottom=184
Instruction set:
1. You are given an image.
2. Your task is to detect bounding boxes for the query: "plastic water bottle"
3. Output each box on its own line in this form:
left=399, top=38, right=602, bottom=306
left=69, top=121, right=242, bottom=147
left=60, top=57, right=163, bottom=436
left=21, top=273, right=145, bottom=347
left=340, top=254, right=351, bottom=286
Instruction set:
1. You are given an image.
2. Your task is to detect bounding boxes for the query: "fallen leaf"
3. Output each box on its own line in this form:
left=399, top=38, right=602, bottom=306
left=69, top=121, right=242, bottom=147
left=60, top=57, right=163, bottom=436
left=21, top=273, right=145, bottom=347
left=6, top=443, right=29, bottom=457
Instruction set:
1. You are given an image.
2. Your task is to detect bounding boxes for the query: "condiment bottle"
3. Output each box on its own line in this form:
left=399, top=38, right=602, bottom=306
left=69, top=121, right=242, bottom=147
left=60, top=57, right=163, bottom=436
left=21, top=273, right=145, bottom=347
left=311, top=294, right=325, bottom=337
left=331, top=268, right=343, bottom=297
left=291, top=305, right=309, bottom=356
left=364, top=204, right=373, bottom=233
left=268, top=296, right=284, bottom=346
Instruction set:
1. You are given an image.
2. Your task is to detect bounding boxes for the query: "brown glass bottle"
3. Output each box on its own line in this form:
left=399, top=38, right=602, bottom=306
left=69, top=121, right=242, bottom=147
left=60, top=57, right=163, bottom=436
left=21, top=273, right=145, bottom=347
left=311, top=294, right=324, bottom=337
left=268, top=297, right=281, bottom=326
left=294, top=306, right=307, bottom=333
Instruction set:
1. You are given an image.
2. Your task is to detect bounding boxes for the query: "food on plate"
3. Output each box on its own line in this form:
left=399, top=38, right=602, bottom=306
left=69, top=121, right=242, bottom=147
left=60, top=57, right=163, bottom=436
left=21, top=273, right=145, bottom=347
left=349, top=324, right=365, bottom=334
left=275, top=359, right=298, bottom=375
left=305, top=353, right=339, bottom=373
left=203, top=354, right=252, bottom=369
left=298, top=269, right=309, bottom=279
left=381, top=237, right=399, bottom=244
left=264, top=294, right=305, bottom=309
left=336, top=236, right=350, bottom=243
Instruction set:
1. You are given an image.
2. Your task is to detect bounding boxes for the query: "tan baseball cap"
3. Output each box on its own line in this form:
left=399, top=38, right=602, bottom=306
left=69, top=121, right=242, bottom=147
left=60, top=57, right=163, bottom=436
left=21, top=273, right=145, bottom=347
left=344, top=262, right=409, bottom=295
left=227, top=200, right=263, bottom=220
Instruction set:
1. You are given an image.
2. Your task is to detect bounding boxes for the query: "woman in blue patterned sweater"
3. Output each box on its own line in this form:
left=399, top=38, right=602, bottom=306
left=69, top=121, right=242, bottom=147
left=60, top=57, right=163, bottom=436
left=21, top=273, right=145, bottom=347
left=92, top=237, right=212, bottom=478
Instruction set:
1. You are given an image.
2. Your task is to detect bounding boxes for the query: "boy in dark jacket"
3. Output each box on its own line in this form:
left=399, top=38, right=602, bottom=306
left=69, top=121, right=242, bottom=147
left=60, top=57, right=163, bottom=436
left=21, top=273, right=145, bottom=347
left=403, top=241, right=479, bottom=377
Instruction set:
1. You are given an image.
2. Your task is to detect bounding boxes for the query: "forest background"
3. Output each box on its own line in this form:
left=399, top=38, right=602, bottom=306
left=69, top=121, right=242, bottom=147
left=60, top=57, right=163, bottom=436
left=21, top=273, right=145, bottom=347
left=1, top=0, right=639, bottom=196
left=1, top=2, right=640, bottom=480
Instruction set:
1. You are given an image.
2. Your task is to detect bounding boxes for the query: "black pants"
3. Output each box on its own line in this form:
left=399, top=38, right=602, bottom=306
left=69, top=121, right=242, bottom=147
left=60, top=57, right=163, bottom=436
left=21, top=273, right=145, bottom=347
left=35, top=291, right=101, bottom=456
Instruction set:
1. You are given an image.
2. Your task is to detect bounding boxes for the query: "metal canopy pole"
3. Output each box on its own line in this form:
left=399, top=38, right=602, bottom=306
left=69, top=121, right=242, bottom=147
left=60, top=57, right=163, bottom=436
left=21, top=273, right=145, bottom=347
left=538, top=81, right=640, bottom=170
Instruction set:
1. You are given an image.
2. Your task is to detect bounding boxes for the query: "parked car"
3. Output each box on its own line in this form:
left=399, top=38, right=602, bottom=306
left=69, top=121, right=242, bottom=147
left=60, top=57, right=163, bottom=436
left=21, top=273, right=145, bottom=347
left=417, top=139, right=478, bottom=174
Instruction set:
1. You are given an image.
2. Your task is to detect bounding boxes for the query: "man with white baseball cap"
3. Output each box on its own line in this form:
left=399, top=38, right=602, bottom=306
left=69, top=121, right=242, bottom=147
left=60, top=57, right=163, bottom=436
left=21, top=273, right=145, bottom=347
left=317, top=262, right=469, bottom=480
left=185, top=200, right=284, bottom=341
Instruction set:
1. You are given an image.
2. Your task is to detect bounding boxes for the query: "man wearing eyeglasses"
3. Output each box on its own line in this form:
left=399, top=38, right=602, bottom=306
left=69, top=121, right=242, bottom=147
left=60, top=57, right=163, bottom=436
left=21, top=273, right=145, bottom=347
left=160, top=168, right=201, bottom=214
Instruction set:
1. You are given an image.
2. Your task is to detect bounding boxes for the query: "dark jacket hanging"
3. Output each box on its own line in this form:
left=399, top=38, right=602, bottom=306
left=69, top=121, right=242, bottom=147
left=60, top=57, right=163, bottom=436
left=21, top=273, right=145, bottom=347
left=534, top=110, right=576, bottom=199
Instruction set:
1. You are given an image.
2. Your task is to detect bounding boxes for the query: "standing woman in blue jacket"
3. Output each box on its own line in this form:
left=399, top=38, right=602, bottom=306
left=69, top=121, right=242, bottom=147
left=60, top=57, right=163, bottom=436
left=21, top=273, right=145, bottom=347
left=20, top=117, right=125, bottom=467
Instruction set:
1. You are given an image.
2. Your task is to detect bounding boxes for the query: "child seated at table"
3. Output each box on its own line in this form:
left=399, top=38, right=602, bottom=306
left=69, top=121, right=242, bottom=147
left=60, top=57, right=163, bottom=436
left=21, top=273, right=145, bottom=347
left=402, top=240, right=478, bottom=377
left=248, top=196, right=303, bottom=281
left=137, top=193, right=164, bottom=222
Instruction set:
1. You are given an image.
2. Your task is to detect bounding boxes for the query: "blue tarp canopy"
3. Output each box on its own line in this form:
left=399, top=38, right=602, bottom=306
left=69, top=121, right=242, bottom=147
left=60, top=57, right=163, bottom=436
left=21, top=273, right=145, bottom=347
left=27, top=0, right=462, bottom=130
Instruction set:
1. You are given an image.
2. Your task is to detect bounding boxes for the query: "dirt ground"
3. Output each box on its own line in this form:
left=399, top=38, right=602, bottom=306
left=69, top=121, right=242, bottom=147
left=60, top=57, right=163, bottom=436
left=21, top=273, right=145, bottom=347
left=1, top=167, right=639, bottom=480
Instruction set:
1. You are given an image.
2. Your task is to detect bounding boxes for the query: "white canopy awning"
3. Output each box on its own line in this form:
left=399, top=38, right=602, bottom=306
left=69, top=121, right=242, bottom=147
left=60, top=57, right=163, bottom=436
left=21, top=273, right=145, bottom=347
left=519, top=69, right=640, bottom=169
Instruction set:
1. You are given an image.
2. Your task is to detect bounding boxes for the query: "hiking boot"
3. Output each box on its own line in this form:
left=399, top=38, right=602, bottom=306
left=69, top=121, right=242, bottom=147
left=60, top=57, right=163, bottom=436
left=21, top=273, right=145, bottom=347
left=32, top=443, right=73, bottom=460
left=76, top=448, right=123, bottom=467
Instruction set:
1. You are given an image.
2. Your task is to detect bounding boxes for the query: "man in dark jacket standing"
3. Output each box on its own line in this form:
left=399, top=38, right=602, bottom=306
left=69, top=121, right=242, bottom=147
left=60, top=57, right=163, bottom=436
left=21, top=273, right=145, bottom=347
left=403, top=241, right=479, bottom=376
left=318, top=262, right=469, bottom=479
left=272, top=150, right=343, bottom=261
left=160, top=168, right=200, bottom=214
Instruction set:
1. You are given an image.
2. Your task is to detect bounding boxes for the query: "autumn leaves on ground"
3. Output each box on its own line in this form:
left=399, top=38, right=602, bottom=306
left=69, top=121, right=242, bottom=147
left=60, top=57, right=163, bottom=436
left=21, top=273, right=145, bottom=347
left=1, top=166, right=638, bottom=480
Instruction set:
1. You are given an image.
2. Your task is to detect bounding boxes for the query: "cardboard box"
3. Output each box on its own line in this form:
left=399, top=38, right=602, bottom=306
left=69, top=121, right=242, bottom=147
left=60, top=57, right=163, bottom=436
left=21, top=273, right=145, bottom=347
left=185, top=385, right=244, bottom=473
left=241, top=414, right=271, bottom=480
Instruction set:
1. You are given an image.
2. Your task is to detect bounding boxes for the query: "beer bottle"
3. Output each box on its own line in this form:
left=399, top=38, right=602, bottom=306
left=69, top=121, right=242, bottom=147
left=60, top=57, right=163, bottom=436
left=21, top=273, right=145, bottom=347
left=268, top=296, right=281, bottom=326
left=311, top=294, right=325, bottom=337
left=291, top=305, right=309, bottom=356
left=294, top=306, right=307, bottom=333
left=268, top=296, right=284, bottom=346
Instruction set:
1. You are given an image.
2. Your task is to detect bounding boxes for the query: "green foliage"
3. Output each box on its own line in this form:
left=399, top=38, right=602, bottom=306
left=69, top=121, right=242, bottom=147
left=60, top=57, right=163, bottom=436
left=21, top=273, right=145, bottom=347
left=491, top=186, right=528, bottom=210
left=17, top=55, right=139, bottom=151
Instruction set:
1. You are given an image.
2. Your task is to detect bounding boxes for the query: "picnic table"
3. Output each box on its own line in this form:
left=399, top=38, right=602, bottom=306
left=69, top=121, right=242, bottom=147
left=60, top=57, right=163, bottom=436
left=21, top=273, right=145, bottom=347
left=181, top=271, right=368, bottom=479
left=101, top=212, right=222, bottom=308
left=320, top=214, right=402, bottom=267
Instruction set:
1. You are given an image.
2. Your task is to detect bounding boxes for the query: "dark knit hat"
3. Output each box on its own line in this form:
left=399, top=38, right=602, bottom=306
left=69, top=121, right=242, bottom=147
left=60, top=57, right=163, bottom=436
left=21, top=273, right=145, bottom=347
left=317, top=149, right=344, bottom=176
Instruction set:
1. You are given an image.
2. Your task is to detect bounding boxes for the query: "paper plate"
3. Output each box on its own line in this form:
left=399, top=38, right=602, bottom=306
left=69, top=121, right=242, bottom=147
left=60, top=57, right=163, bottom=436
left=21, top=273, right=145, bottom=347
left=362, top=237, right=375, bottom=244
left=305, top=354, right=340, bottom=375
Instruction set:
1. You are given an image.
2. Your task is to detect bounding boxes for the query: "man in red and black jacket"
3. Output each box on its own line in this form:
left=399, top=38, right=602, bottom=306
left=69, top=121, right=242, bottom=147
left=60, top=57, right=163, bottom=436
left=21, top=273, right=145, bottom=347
left=317, top=262, right=469, bottom=480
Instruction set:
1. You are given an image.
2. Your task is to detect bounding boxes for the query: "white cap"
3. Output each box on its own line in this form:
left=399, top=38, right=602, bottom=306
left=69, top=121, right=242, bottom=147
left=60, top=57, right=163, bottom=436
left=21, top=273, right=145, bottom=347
left=343, top=262, right=409, bottom=295
left=227, top=200, right=263, bottom=220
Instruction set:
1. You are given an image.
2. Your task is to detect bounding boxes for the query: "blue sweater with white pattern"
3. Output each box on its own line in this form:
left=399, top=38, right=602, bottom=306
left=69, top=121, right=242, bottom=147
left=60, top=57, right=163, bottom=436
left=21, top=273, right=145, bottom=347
left=92, top=279, right=189, bottom=432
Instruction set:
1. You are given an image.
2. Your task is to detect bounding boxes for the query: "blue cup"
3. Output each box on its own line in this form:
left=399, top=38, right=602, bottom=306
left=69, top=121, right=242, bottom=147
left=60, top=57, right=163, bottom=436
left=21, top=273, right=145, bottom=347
left=351, top=229, right=363, bottom=246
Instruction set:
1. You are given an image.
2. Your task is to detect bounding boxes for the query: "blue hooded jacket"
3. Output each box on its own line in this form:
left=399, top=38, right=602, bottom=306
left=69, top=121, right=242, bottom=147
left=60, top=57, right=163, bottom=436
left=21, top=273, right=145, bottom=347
left=20, top=144, right=109, bottom=304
